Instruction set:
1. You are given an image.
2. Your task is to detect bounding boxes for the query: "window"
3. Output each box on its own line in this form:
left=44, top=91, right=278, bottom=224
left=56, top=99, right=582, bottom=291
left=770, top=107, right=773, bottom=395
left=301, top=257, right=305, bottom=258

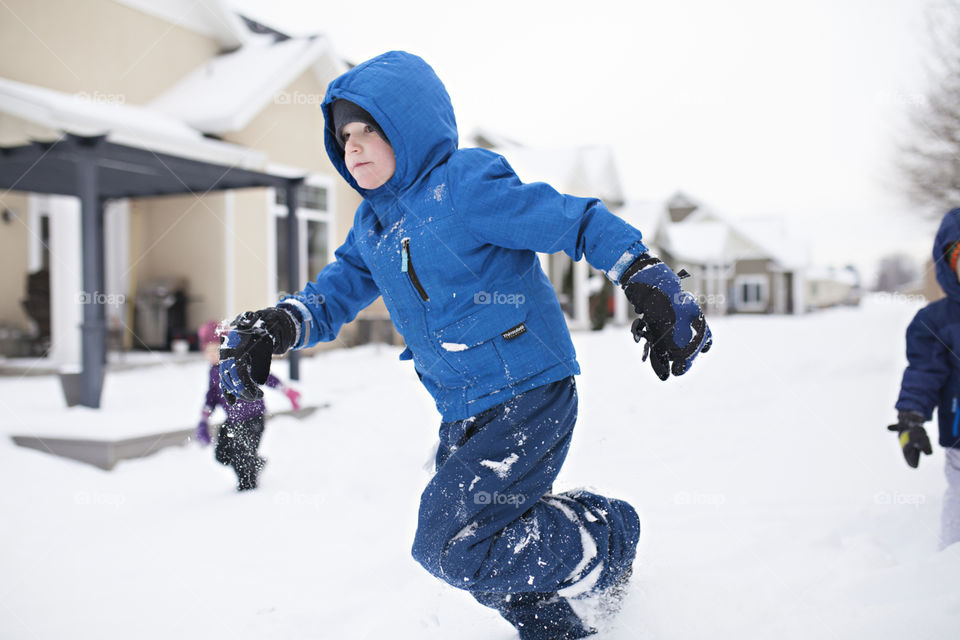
left=734, top=274, right=769, bottom=312
left=28, top=206, right=51, bottom=272
left=272, top=179, right=334, bottom=297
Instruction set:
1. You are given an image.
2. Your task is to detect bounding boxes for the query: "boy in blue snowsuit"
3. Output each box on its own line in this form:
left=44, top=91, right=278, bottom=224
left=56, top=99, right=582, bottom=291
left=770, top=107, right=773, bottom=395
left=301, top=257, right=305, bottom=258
left=219, top=51, right=711, bottom=638
left=891, top=207, right=960, bottom=550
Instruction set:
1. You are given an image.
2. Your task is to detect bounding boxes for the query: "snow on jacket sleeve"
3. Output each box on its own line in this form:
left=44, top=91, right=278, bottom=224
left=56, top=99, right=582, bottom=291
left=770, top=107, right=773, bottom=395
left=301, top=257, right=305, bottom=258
left=896, top=307, right=950, bottom=419
left=449, top=149, right=647, bottom=282
left=280, top=225, right=381, bottom=349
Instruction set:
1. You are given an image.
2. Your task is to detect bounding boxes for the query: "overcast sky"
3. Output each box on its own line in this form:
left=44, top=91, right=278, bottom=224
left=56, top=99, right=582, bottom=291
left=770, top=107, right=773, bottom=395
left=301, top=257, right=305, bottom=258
left=232, top=0, right=948, bottom=279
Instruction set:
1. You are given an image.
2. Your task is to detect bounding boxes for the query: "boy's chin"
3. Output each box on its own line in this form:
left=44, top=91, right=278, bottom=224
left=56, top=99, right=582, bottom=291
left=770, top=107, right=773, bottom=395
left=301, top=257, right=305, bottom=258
left=351, top=169, right=394, bottom=190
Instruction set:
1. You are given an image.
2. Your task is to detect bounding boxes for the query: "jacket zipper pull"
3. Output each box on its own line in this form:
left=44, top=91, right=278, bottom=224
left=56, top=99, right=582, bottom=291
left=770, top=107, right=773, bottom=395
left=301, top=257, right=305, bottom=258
left=401, top=238, right=410, bottom=273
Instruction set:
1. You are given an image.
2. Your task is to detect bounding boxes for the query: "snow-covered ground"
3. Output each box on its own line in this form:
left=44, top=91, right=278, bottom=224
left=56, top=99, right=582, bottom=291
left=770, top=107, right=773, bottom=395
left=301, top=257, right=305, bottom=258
left=2, top=296, right=959, bottom=639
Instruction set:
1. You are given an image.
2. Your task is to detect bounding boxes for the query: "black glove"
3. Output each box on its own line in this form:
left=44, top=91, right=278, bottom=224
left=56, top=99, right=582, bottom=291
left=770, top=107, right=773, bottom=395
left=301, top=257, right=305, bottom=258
left=620, top=254, right=713, bottom=381
left=887, top=410, right=933, bottom=468
left=219, top=307, right=299, bottom=405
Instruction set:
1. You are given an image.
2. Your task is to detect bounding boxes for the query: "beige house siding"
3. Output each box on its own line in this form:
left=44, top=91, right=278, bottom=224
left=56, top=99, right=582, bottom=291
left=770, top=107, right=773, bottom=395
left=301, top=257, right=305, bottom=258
left=221, top=69, right=389, bottom=325
left=0, top=0, right=218, bottom=103
left=222, top=70, right=330, bottom=174
left=128, top=193, right=227, bottom=332
left=920, top=259, right=944, bottom=303
left=229, top=188, right=272, bottom=315
left=734, top=258, right=770, bottom=275
left=1, top=0, right=393, bottom=352
left=0, top=191, right=31, bottom=329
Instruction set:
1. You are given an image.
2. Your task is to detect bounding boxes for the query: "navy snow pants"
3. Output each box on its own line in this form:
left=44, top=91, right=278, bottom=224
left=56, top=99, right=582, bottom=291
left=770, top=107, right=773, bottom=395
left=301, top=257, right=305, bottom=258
left=411, top=377, right=640, bottom=639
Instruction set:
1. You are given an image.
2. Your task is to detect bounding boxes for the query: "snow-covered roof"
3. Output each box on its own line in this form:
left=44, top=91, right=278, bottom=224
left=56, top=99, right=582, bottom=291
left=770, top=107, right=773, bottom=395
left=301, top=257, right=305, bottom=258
left=471, top=130, right=625, bottom=206
left=0, top=0, right=352, bottom=169
left=733, top=217, right=809, bottom=270
left=661, top=221, right=731, bottom=263
left=0, top=76, right=267, bottom=169
left=616, top=200, right=665, bottom=242
left=112, top=0, right=257, bottom=49
left=806, top=266, right=860, bottom=286
left=656, top=190, right=809, bottom=269
left=149, top=35, right=345, bottom=135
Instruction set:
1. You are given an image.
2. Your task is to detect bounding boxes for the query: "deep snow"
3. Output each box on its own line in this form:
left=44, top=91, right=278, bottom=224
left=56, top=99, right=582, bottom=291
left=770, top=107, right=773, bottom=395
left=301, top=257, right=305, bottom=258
left=2, top=296, right=959, bottom=639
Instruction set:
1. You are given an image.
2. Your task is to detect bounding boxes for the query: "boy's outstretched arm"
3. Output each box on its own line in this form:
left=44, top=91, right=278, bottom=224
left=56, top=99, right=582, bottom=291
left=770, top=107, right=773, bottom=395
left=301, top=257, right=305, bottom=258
left=451, top=149, right=711, bottom=379
left=219, top=227, right=380, bottom=404
left=891, top=310, right=948, bottom=467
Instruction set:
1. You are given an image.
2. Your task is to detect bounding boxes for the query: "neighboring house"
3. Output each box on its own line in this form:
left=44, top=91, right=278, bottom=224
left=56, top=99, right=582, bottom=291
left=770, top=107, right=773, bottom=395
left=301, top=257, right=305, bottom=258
left=652, top=192, right=809, bottom=315
left=471, top=130, right=639, bottom=329
left=901, top=259, right=944, bottom=303
left=806, top=266, right=863, bottom=309
left=0, top=0, right=392, bottom=378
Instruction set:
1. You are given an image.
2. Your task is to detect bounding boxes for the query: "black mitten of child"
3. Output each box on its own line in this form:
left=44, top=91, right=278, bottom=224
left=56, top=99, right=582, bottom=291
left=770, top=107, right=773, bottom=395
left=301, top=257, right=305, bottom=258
left=887, top=410, right=933, bottom=468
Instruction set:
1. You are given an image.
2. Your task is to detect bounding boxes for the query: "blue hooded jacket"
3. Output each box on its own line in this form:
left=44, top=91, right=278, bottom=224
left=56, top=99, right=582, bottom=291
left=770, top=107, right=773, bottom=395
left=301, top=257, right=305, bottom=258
left=896, top=208, right=960, bottom=448
left=283, top=51, right=646, bottom=421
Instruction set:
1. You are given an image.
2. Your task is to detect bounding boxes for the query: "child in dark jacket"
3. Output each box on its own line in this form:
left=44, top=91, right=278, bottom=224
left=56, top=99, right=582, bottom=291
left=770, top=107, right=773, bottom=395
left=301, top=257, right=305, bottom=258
left=218, top=52, right=711, bottom=638
left=196, top=321, right=300, bottom=491
left=892, top=208, right=960, bottom=550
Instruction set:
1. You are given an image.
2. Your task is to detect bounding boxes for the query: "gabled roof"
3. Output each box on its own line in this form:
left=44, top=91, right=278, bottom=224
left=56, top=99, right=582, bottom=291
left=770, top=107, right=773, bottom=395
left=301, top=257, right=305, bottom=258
left=470, top=129, right=625, bottom=207
left=806, top=265, right=860, bottom=286
left=0, top=76, right=267, bottom=168
left=616, top=200, right=665, bottom=242
left=1, top=0, right=350, bottom=166
left=656, top=191, right=809, bottom=269
left=113, top=1, right=347, bottom=136
left=734, top=217, right=809, bottom=270
left=148, top=35, right=343, bottom=135
left=661, top=221, right=731, bottom=263
left=113, top=0, right=260, bottom=49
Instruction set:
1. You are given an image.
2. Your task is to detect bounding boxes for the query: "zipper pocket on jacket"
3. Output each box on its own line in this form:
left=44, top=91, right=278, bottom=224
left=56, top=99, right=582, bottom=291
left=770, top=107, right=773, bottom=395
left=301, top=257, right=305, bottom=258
left=401, top=237, right=430, bottom=302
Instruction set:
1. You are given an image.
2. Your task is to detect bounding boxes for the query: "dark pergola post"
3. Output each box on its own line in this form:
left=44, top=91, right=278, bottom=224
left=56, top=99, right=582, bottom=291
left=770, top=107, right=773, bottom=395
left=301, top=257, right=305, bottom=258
left=285, top=178, right=303, bottom=381
left=76, top=138, right=106, bottom=408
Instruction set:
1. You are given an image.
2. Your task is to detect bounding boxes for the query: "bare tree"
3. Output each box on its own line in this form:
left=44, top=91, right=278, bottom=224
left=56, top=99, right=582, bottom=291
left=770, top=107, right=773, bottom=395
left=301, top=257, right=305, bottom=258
left=899, top=1, right=960, bottom=215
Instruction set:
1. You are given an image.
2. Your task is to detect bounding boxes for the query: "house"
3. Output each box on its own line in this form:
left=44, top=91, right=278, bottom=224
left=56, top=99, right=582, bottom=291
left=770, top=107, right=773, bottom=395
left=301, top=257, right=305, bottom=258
left=470, top=130, right=640, bottom=329
left=0, top=0, right=396, bottom=405
left=805, top=266, right=863, bottom=309
left=652, top=192, right=809, bottom=315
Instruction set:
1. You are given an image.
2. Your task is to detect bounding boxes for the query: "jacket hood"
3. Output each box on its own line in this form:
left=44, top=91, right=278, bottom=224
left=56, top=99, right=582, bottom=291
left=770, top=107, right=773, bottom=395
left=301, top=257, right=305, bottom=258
left=934, top=208, right=960, bottom=299
left=321, top=51, right=458, bottom=204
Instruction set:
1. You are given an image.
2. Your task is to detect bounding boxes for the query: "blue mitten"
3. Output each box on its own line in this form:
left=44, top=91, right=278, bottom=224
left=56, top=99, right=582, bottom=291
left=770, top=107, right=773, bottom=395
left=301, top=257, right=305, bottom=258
left=620, top=254, right=712, bottom=380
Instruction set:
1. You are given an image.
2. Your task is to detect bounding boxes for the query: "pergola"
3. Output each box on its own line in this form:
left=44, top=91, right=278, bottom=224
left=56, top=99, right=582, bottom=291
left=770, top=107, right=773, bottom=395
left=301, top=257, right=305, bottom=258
left=0, top=133, right=304, bottom=408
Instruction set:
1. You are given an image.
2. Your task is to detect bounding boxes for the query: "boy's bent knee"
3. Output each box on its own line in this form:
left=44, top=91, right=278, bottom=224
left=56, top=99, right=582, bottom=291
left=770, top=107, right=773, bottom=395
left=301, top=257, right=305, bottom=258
left=411, top=526, right=485, bottom=589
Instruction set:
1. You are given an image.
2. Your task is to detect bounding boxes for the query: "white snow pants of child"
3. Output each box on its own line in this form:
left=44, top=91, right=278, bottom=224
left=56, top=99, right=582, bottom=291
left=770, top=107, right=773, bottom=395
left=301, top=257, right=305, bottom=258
left=942, top=448, right=960, bottom=550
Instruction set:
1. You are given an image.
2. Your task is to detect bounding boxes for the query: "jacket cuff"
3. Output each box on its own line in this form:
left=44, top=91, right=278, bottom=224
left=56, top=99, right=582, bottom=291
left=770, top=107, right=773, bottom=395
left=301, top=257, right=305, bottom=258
left=894, top=402, right=932, bottom=422
left=606, top=240, right=648, bottom=283
left=277, top=300, right=313, bottom=350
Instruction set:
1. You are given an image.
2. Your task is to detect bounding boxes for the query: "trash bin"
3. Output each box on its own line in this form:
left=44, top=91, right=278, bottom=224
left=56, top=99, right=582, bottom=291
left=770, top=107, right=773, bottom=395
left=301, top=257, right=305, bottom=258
left=134, top=278, right=187, bottom=350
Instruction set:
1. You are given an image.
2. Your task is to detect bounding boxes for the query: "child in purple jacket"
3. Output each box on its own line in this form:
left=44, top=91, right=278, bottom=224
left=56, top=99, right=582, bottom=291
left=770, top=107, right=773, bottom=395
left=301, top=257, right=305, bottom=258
left=196, top=321, right=300, bottom=491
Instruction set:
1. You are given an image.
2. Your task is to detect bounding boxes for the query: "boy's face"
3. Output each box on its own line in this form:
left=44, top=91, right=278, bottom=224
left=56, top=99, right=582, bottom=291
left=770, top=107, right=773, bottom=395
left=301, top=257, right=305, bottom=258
left=341, top=122, right=395, bottom=190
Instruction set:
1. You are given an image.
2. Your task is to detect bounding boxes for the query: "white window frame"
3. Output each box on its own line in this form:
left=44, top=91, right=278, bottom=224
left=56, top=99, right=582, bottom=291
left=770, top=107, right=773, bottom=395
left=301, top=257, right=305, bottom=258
left=268, top=175, right=335, bottom=300
left=734, top=274, right=769, bottom=312
left=27, top=196, right=51, bottom=272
